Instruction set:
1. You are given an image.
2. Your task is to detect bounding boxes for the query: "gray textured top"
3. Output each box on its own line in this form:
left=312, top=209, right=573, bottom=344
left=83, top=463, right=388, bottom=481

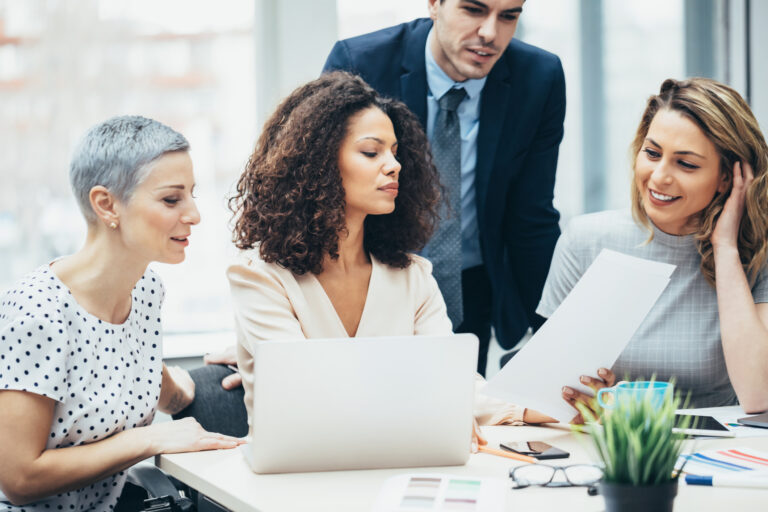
left=537, top=209, right=768, bottom=408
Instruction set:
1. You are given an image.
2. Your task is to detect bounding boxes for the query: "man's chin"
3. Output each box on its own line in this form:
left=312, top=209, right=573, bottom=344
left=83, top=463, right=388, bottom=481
left=457, top=61, right=494, bottom=80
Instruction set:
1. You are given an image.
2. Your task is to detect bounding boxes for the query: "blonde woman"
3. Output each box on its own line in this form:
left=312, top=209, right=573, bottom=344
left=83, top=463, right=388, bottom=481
left=0, top=116, right=243, bottom=510
left=538, top=78, right=768, bottom=418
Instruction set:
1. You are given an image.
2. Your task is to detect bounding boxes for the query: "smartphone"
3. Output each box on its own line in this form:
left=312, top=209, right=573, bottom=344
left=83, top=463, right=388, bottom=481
left=499, top=441, right=570, bottom=460
left=673, top=414, right=734, bottom=438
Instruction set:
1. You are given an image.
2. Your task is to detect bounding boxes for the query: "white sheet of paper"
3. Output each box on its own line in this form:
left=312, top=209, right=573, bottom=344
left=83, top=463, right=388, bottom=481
left=483, top=249, right=675, bottom=423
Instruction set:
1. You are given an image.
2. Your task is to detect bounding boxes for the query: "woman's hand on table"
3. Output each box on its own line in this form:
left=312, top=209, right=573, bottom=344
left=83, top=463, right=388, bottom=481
left=471, top=408, right=557, bottom=454
left=562, top=367, right=616, bottom=424
left=145, top=417, right=246, bottom=454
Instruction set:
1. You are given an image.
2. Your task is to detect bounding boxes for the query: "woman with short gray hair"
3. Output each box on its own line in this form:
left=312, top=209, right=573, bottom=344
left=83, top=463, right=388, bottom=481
left=0, top=116, right=243, bottom=511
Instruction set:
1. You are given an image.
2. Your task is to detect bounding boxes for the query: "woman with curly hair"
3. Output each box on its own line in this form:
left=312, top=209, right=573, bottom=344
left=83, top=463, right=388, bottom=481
left=539, top=78, right=768, bottom=419
left=227, top=72, right=541, bottom=439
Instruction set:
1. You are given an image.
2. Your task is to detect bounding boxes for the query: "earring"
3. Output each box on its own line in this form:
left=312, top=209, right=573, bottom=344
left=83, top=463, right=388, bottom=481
left=109, top=221, right=118, bottom=229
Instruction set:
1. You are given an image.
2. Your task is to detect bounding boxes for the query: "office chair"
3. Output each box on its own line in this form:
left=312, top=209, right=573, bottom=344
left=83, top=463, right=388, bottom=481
left=126, top=364, right=248, bottom=511
left=121, top=464, right=195, bottom=511
left=123, top=464, right=230, bottom=511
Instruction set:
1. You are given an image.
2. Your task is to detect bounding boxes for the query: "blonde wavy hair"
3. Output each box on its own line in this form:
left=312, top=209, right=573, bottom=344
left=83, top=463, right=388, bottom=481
left=630, top=77, right=768, bottom=286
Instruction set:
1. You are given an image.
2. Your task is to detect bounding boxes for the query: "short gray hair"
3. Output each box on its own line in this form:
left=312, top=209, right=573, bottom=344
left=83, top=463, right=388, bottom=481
left=70, top=115, right=190, bottom=223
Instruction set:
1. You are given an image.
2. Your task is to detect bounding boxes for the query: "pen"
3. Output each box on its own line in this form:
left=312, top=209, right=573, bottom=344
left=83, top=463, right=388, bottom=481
left=685, top=474, right=768, bottom=488
left=226, top=364, right=238, bottom=372
left=478, top=446, right=537, bottom=464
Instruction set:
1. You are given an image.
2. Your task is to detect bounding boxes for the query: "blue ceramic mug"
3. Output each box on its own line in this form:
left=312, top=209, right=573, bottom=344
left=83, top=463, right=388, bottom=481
left=596, top=381, right=673, bottom=410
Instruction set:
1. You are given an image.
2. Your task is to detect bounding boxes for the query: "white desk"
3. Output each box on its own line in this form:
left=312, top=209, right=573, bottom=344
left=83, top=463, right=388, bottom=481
left=157, top=425, right=768, bottom=511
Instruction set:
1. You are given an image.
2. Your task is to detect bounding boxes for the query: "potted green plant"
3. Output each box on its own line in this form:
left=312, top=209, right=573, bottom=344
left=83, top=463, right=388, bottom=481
left=577, top=380, right=693, bottom=512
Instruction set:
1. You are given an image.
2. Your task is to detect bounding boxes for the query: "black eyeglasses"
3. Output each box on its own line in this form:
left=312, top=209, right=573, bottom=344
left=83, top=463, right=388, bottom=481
left=509, top=464, right=603, bottom=489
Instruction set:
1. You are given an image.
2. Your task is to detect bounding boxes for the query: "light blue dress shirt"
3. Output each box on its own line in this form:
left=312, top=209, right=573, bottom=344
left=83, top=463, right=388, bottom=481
left=424, top=29, right=486, bottom=270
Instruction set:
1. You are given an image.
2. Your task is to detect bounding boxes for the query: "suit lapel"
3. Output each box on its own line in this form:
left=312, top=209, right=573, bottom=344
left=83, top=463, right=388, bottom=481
left=398, top=21, right=516, bottom=228
left=399, top=20, right=431, bottom=127
left=476, top=55, right=512, bottom=225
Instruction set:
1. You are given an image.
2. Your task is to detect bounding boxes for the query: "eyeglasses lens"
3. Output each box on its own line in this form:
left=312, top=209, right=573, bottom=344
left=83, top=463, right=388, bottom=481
left=513, top=465, right=556, bottom=486
left=564, top=465, right=603, bottom=486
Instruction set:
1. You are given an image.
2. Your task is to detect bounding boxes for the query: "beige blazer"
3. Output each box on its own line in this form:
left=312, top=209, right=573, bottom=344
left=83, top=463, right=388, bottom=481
left=227, top=250, right=524, bottom=434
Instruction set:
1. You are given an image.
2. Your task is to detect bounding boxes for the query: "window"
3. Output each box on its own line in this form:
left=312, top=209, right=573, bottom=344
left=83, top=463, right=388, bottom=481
left=0, top=0, right=256, bottom=333
left=3, top=0, right=743, bottom=340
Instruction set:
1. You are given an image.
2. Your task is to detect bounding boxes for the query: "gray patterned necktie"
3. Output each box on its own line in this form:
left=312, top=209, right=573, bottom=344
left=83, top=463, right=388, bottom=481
left=430, top=87, right=466, bottom=329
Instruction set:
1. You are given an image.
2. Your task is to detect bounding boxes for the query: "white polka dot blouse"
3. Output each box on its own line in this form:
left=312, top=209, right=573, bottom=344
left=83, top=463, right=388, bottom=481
left=0, top=263, right=165, bottom=511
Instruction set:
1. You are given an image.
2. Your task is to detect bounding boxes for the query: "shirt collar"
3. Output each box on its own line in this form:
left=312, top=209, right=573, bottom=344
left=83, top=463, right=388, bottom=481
left=425, top=28, right=487, bottom=101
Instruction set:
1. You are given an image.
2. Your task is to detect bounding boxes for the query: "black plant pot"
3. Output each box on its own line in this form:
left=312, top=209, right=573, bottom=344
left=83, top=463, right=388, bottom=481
left=598, top=480, right=678, bottom=512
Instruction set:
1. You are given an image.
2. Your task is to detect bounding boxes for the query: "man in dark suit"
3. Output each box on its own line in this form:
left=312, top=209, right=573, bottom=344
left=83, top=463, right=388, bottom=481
left=323, top=0, right=565, bottom=375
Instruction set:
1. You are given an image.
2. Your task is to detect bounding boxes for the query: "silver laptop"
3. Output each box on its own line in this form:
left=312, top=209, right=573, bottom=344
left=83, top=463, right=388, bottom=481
left=243, top=334, right=478, bottom=473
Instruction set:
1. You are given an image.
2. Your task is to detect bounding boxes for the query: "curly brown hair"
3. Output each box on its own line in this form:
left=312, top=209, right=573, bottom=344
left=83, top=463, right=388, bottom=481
left=229, top=71, right=442, bottom=275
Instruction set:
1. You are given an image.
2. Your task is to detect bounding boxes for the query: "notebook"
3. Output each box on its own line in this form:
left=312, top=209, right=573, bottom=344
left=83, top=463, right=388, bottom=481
left=242, top=334, right=478, bottom=473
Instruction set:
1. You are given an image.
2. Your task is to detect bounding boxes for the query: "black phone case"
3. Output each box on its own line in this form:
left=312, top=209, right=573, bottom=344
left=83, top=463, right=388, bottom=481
left=500, top=442, right=570, bottom=460
left=530, top=447, right=570, bottom=460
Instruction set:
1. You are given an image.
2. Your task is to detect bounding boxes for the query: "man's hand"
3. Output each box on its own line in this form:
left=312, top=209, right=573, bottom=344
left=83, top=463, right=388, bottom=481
left=204, top=345, right=242, bottom=390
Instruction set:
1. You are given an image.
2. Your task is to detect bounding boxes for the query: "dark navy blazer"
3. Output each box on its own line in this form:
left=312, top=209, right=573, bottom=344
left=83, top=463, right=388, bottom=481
left=323, top=18, right=565, bottom=350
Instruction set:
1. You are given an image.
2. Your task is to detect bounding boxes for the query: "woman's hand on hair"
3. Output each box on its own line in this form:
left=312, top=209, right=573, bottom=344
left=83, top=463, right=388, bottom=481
left=562, top=367, right=616, bottom=425
left=712, top=161, right=755, bottom=251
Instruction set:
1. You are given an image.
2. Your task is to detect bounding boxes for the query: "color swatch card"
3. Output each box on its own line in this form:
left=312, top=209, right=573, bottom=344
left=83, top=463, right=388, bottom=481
left=372, top=473, right=505, bottom=512
left=677, top=447, right=768, bottom=476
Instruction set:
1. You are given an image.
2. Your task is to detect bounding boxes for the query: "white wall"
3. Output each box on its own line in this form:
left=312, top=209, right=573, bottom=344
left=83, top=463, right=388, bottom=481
left=254, top=0, right=338, bottom=125
left=750, top=0, right=768, bottom=133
